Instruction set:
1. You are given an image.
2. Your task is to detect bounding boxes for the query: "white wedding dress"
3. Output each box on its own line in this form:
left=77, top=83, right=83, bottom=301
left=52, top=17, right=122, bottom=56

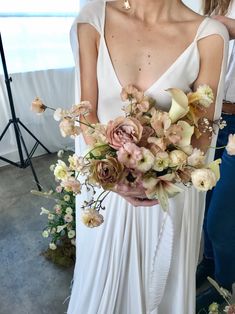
left=68, top=1, right=228, bottom=313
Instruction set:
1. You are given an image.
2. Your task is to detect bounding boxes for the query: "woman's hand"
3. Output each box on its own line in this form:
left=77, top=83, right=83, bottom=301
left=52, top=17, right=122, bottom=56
left=212, top=15, right=235, bottom=40
left=112, top=183, right=159, bottom=207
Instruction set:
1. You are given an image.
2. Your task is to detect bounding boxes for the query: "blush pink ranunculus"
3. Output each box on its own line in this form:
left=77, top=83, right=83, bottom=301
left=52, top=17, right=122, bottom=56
left=106, top=116, right=143, bottom=149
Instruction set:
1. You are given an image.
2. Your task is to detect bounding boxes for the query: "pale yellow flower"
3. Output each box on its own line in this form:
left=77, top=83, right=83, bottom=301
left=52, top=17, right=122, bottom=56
left=49, top=243, right=57, bottom=250
left=81, top=209, right=104, bottom=228
left=54, top=160, right=69, bottom=180
left=191, top=169, right=217, bottom=191
left=42, top=230, right=49, bottom=238
left=169, top=150, right=188, bottom=168
left=153, top=152, right=169, bottom=172
left=68, top=230, right=76, bottom=239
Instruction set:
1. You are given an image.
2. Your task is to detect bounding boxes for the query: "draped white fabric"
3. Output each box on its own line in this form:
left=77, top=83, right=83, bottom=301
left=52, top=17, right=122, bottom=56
left=0, top=67, right=75, bottom=166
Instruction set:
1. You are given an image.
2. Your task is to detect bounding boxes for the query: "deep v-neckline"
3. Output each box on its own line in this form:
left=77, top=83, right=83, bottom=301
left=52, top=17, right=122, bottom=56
left=101, top=0, right=208, bottom=93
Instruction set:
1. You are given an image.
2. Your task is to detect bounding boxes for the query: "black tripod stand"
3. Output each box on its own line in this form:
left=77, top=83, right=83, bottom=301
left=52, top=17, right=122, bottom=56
left=0, top=32, right=51, bottom=190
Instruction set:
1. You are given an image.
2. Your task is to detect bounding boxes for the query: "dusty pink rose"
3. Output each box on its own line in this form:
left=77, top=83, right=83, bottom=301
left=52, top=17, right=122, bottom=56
left=226, top=134, right=235, bottom=156
left=117, top=143, right=142, bottom=168
left=106, top=116, right=143, bottom=149
left=60, top=178, right=81, bottom=194
left=31, top=97, right=47, bottom=114
left=150, top=110, right=171, bottom=137
left=59, top=117, right=81, bottom=138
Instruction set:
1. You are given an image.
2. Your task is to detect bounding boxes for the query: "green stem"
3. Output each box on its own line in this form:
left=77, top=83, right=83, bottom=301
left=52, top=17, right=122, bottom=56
left=93, top=190, right=110, bottom=210
left=209, top=145, right=226, bottom=150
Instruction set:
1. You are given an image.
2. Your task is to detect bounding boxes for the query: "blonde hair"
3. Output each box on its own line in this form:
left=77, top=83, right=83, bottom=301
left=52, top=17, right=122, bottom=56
left=203, top=0, right=231, bottom=15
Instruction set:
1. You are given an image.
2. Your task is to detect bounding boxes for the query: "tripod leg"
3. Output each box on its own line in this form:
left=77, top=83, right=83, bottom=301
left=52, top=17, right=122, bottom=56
left=0, top=120, right=12, bottom=141
left=16, top=124, right=42, bottom=191
left=18, top=120, right=51, bottom=154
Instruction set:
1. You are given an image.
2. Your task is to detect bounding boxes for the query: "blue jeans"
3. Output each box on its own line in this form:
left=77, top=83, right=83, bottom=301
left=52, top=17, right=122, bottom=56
left=203, top=113, right=235, bottom=289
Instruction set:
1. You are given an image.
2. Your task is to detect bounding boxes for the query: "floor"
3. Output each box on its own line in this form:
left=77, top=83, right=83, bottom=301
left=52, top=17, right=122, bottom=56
left=0, top=152, right=74, bottom=314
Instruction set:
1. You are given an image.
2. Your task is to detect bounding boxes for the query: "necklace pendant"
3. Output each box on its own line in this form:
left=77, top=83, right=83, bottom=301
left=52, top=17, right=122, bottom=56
left=123, top=0, right=131, bottom=10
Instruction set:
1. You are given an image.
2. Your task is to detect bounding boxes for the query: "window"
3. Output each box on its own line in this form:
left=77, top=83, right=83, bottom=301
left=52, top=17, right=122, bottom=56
left=0, top=0, right=80, bottom=73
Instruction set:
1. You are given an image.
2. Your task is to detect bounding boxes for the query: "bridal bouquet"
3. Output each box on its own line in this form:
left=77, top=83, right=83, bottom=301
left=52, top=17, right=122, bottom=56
left=31, top=84, right=227, bottom=228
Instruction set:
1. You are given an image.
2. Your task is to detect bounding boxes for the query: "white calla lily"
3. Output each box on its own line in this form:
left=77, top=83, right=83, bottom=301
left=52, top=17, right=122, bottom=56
left=167, top=88, right=189, bottom=123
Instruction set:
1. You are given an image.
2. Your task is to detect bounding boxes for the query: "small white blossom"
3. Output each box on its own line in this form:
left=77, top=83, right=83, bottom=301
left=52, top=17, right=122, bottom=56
left=57, top=150, right=64, bottom=158
left=49, top=243, right=57, bottom=250
left=65, top=207, right=73, bottom=215
left=40, top=207, right=50, bottom=215
left=68, top=230, right=76, bottom=239
left=42, top=230, right=49, bottom=238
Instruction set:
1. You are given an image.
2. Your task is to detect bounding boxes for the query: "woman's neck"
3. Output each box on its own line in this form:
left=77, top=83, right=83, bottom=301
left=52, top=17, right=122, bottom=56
left=124, top=0, right=183, bottom=24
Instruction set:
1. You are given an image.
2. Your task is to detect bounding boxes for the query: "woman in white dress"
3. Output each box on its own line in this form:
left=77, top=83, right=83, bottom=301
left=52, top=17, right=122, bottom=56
left=68, top=0, right=229, bottom=313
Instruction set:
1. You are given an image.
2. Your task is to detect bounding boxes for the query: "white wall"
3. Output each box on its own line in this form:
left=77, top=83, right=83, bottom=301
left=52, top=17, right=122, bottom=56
left=183, top=0, right=201, bottom=13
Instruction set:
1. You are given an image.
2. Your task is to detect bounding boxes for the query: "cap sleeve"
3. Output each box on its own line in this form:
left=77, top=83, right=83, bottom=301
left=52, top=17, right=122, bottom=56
left=69, top=0, right=104, bottom=102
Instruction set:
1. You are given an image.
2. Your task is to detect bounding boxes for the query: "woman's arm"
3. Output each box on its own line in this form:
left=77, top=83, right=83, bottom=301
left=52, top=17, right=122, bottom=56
left=192, top=34, right=224, bottom=153
left=77, top=23, right=100, bottom=145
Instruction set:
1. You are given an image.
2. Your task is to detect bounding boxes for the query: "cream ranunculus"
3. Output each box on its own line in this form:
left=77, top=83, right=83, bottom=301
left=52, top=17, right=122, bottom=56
left=54, top=160, right=69, bottom=180
left=191, top=168, right=217, bottom=191
left=81, top=208, right=104, bottom=228
left=226, top=134, right=235, bottom=156
left=169, top=149, right=188, bottom=168
left=188, top=85, right=214, bottom=108
left=167, top=88, right=189, bottom=123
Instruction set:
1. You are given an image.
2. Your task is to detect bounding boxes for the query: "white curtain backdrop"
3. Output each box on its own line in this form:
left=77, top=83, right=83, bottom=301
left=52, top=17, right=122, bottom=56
left=0, top=2, right=80, bottom=167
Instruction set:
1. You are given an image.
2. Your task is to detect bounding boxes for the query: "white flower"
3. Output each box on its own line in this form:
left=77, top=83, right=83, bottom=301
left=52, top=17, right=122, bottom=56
left=153, top=152, right=169, bottom=172
left=57, top=224, right=67, bottom=233
left=197, top=84, right=214, bottom=108
left=40, top=207, right=50, bottom=215
left=226, top=134, right=235, bottom=156
left=49, top=243, right=57, bottom=250
left=68, top=230, right=76, bottom=239
left=81, top=209, right=104, bottom=228
left=64, top=213, right=73, bottom=223
left=57, top=150, right=64, bottom=158
left=187, top=148, right=205, bottom=167
left=191, top=169, right=217, bottom=191
left=48, top=213, right=55, bottom=220
left=49, top=164, right=55, bottom=172
left=53, top=108, right=68, bottom=121
left=136, top=148, right=155, bottom=172
left=42, top=230, right=49, bottom=238
left=64, top=195, right=70, bottom=202
left=65, top=207, right=73, bottom=215
left=168, top=88, right=189, bottom=123
left=169, top=150, right=188, bottom=168
left=54, top=160, right=69, bottom=180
